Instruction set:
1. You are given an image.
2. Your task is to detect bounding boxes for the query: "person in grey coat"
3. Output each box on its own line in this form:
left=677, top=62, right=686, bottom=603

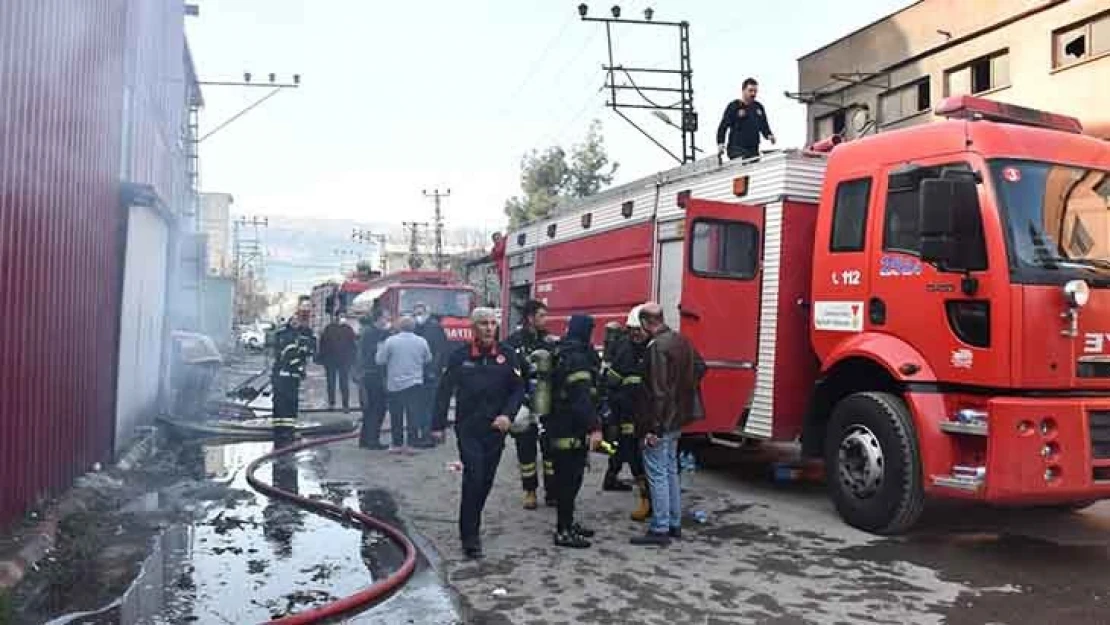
left=376, top=315, right=432, bottom=452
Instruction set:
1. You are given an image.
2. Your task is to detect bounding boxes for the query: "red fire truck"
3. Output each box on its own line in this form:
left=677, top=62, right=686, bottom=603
left=348, top=270, right=478, bottom=346
left=309, top=265, right=381, bottom=336
left=500, top=95, right=1110, bottom=534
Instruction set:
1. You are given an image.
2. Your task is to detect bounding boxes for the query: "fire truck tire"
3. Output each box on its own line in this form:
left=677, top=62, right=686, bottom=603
left=825, top=391, right=925, bottom=535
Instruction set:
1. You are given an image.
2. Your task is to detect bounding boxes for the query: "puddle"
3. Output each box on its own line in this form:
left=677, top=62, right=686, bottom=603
left=41, top=439, right=407, bottom=625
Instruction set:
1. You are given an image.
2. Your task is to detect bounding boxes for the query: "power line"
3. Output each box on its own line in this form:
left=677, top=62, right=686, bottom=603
left=495, top=15, right=577, bottom=118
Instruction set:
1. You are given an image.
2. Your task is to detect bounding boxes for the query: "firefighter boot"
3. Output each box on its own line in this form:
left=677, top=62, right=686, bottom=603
left=523, top=490, right=538, bottom=510
left=631, top=478, right=652, bottom=522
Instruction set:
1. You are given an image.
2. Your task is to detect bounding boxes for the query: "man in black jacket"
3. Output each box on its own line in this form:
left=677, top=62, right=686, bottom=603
left=716, top=77, right=776, bottom=161
left=433, top=307, right=525, bottom=559
left=414, top=303, right=450, bottom=447
left=357, top=309, right=392, bottom=449
left=547, top=314, right=604, bottom=549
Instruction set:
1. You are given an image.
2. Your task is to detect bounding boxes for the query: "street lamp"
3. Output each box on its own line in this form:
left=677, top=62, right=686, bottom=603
left=644, top=7, right=654, bottom=21
left=611, top=5, right=621, bottom=18
left=578, top=3, right=588, bottom=17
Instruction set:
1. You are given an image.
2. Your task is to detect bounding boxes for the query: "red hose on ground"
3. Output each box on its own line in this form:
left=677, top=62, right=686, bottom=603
left=245, top=432, right=418, bottom=625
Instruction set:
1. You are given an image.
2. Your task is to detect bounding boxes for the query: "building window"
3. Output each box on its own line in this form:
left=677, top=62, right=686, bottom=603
left=1054, top=12, right=1110, bottom=68
left=814, top=109, right=847, bottom=141
left=878, top=78, right=931, bottom=126
left=830, top=179, right=871, bottom=253
left=946, top=50, right=1010, bottom=96
left=689, top=219, right=759, bottom=280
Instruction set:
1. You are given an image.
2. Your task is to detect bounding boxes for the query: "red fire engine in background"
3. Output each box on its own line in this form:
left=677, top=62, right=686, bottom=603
left=347, top=270, right=477, bottom=347
left=500, top=95, right=1110, bottom=534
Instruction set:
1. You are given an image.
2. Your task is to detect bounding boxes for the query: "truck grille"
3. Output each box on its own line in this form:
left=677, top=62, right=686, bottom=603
left=1090, top=410, right=1110, bottom=460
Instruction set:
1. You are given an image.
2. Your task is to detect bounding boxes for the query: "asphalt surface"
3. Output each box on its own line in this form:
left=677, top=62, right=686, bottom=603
left=318, top=430, right=1110, bottom=625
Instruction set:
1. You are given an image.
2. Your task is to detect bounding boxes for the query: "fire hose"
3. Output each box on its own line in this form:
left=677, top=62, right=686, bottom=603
left=245, top=431, right=418, bottom=625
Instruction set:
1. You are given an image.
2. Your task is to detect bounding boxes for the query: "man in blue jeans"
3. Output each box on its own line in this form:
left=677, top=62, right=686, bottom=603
left=376, top=315, right=432, bottom=453
left=630, top=302, right=705, bottom=546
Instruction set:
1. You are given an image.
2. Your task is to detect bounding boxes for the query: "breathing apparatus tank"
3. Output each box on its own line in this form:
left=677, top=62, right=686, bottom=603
left=528, top=348, right=554, bottom=418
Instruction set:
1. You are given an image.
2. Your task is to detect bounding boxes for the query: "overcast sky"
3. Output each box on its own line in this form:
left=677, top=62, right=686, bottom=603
left=186, top=0, right=910, bottom=234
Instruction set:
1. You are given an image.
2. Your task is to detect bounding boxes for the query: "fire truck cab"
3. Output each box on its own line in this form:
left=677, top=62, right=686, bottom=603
left=502, top=96, right=1110, bottom=533
left=349, top=270, right=478, bottom=348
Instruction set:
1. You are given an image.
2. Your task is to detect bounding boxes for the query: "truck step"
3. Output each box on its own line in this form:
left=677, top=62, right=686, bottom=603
left=932, top=465, right=985, bottom=492
left=939, top=421, right=988, bottom=436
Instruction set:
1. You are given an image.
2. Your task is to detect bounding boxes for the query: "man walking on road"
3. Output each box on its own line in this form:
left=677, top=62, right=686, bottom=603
left=716, top=77, right=776, bottom=161
left=376, top=315, right=432, bottom=453
left=631, top=302, right=703, bottom=546
left=319, top=313, right=357, bottom=412
left=357, top=310, right=392, bottom=450
left=433, top=307, right=525, bottom=559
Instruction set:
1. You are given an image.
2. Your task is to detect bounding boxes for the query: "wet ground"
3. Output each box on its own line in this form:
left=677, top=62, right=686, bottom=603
left=14, top=352, right=1110, bottom=624
left=9, top=352, right=459, bottom=625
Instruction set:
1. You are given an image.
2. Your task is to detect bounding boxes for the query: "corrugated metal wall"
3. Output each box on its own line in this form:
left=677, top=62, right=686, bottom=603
left=0, top=0, right=128, bottom=526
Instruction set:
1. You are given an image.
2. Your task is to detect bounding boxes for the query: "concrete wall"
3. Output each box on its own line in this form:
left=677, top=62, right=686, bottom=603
left=798, top=0, right=1110, bottom=142
left=201, top=276, right=235, bottom=345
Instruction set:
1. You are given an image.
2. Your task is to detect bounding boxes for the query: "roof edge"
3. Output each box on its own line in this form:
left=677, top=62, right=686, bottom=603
left=797, top=0, right=922, bottom=62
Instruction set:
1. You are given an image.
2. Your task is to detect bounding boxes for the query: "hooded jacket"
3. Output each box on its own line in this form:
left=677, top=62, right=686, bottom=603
left=547, top=314, right=602, bottom=439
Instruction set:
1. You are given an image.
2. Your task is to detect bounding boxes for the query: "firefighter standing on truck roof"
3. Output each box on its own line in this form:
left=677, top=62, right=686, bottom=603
left=605, top=305, right=653, bottom=521
left=432, top=307, right=525, bottom=560
left=505, top=300, right=558, bottom=509
left=271, top=296, right=317, bottom=441
left=548, top=314, right=605, bottom=549
left=716, top=77, right=776, bottom=161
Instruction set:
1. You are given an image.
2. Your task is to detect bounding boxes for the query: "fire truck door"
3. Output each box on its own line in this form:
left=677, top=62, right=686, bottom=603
left=680, top=198, right=764, bottom=434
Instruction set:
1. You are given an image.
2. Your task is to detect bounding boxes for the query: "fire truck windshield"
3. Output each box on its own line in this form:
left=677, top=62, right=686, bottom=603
left=398, top=287, right=473, bottom=318
left=991, top=159, right=1110, bottom=282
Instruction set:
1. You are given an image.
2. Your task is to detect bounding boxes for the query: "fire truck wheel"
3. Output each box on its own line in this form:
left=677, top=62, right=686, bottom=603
left=825, top=391, right=924, bottom=535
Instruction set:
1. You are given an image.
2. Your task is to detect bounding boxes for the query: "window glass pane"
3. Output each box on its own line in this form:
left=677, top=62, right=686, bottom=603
left=946, top=67, right=970, bottom=96
left=690, top=221, right=759, bottom=279
left=1093, top=15, right=1110, bottom=55
left=991, top=52, right=1010, bottom=88
left=879, top=91, right=901, bottom=124
left=830, top=179, right=871, bottom=252
left=883, top=189, right=921, bottom=254
left=1056, top=26, right=1088, bottom=65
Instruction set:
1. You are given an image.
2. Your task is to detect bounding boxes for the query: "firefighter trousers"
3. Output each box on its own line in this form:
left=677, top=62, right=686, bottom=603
left=607, top=421, right=643, bottom=478
left=272, top=375, right=300, bottom=429
left=513, top=423, right=553, bottom=494
left=550, top=443, right=587, bottom=532
left=457, top=426, right=506, bottom=548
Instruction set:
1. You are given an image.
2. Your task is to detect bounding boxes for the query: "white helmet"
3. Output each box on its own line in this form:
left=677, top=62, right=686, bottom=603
left=626, top=304, right=644, bottom=328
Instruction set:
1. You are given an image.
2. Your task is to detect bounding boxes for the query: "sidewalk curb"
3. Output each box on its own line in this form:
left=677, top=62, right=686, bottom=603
left=0, top=423, right=159, bottom=593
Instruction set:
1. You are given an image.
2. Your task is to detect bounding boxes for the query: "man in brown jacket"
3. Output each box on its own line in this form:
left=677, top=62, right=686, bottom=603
left=631, top=302, right=704, bottom=546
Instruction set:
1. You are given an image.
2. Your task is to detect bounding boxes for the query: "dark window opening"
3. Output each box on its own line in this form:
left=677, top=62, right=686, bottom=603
left=916, top=81, right=931, bottom=111
left=830, top=179, right=871, bottom=252
left=689, top=219, right=760, bottom=280
left=883, top=162, right=973, bottom=256
left=971, top=58, right=992, bottom=93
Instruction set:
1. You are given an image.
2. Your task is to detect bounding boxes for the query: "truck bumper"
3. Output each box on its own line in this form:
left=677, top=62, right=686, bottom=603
left=981, top=397, right=1110, bottom=505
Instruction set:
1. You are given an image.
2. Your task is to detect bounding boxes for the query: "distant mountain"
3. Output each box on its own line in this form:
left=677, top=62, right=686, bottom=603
left=248, top=215, right=493, bottom=294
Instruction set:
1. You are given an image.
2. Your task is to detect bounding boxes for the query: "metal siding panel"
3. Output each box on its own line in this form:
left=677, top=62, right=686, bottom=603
left=746, top=201, right=785, bottom=439
left=0, top=0, right=128, bottom=527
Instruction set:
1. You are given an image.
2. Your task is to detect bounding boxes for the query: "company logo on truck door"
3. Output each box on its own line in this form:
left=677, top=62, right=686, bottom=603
left=813, top=301, right=864, bottom=332
left=445, top=325, right=474, bottom=342
left=1083, top=333, right=1110, bottom=353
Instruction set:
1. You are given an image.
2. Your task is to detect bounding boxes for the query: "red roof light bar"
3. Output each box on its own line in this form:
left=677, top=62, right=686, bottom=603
left=935, top=95, right=1083, bottom=134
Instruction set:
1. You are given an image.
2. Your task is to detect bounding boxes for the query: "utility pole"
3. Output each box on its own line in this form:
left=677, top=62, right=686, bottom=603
left=352, top=227, right=388, bottom=273
left=578, top=4, right=698, bottom=164
left=401, top=221, right=429, bottom=270
left=232, top=215, right=269, bottom=323
left=422, top=188, right=451, bottom=270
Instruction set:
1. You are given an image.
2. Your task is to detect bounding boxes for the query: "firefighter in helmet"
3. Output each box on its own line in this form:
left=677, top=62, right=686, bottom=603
left=600, top=321, right=632, bottom=492
left=271, top=296, right=317, bottom=441
left=505, top=299, right=558, bottom=509
left=547, top=313, right=604, bottom=548
left=607, top=305, right=652, bottom=520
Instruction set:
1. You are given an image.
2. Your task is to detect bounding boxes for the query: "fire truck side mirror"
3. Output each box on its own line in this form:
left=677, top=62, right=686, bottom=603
left=919, top=178, right=985, bottom=273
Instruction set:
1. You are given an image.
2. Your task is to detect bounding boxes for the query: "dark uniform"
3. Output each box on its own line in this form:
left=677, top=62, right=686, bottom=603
left=547, top=314, right=602, bottom=548
left=357, top=322, right=391, bottom=449
left=505, top=326, right=557, bottom=506
left=434, top=340, right=525, bottom=558
left=716, top=98, right=773, bottom=160
left=271, top=320, right=316, bottom=440
left=604, top=335, right=648, bottom=491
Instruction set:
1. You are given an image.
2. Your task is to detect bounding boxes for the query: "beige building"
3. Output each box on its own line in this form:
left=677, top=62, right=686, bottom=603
left=797, top=0, right=1110, bottom=144
left=198, top=192, right=233, bottom=275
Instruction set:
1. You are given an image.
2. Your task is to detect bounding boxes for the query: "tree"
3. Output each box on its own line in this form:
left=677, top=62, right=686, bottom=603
left=504, top=120, right=619, bottom=228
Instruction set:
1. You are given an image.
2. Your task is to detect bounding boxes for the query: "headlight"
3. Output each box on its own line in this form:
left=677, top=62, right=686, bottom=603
left=1064, top=279, right=1090, bottom=308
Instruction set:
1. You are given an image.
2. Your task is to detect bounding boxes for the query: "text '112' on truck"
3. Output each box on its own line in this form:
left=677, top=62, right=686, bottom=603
left=501, top=95, right=1110, bottom=534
